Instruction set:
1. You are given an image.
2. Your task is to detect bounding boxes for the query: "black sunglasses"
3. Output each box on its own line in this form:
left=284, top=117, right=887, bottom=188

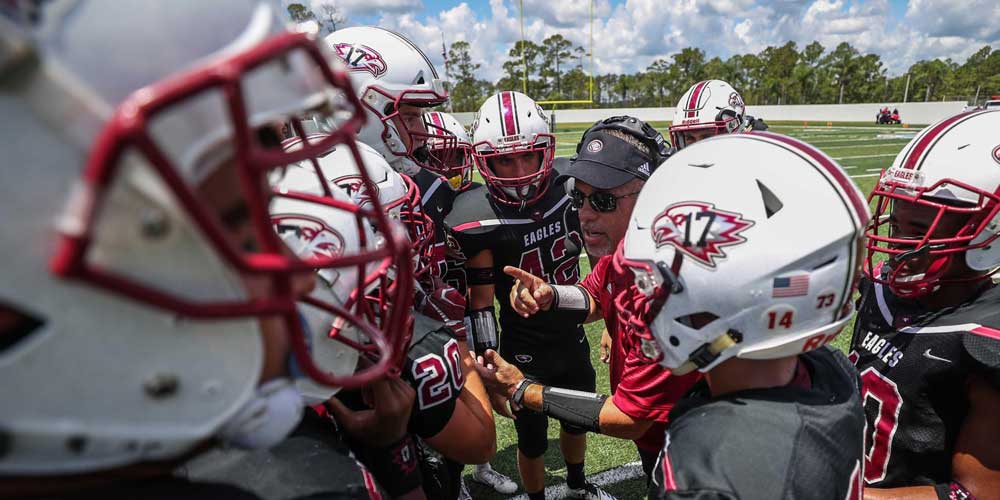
left=569, top=188, right=641, bottom=212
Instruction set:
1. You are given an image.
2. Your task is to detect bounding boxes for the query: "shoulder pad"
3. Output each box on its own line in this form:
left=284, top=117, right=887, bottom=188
left=553, top=156, right=572, bottom=177
left=445, top=184, right=500, bottom=235
left=410, top=312, right=446, bottom=348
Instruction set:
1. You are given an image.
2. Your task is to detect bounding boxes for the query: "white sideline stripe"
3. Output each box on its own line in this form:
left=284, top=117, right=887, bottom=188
left=801, top=137, right=878, bottom=144
left=851, top=173, right=881, bottom=178
left=809, top=137, right=910, bottom=145
left=832, top=153, right=897, bottom=160
left=817, top=143, right=908, bottom=150
left=507, top=461, right=645, bottom=500
left=771, top=126, right=922, bottom=132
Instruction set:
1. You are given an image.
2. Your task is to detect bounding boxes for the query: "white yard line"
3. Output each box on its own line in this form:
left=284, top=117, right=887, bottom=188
left=807, top=137, right=910, bottom=144
left=850, top=173, right=882, bottom=178
left=832, top=153, right=897, bottom=160
left=815, top=143, right=909, bottom=150
left=506, top=461, right=645, bottom=500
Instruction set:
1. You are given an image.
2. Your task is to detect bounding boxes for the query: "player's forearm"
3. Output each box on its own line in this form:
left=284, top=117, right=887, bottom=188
left=457, top=340, right=494, bottom=421
left=863, top=486, right=937, bottom=500
left=586, top=296, right=602, bottom=323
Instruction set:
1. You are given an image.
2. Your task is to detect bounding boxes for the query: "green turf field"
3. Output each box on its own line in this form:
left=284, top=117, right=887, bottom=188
left=462, top=121, right=920, bottom=499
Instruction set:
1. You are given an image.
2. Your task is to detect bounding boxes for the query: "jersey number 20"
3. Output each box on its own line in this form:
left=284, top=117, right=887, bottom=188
left=412, top=339, right=464, bottom=410
left=854, top=362, right=903, bottom=484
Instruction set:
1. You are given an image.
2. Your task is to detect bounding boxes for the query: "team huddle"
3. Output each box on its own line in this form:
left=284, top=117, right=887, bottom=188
left=1, top=2, right=998, bottom=500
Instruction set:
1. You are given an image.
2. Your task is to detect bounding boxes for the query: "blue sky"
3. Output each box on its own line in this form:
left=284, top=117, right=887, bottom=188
left=297, top=0, right=1000, bottom=81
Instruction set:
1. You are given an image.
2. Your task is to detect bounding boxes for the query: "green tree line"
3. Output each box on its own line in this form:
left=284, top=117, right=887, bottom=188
left=446, top=38, right=1000, bottom=112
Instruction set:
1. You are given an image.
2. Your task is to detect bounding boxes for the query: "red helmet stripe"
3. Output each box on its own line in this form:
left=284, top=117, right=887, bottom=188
left=500, top=91, right=517, bottom=136
left=686, top=80, right=709, bottom=119
left=427, top=111, right=446, bottom=136
left=755, top=132, right=869, bottom=226
left=902, top=110, right=980, bottom=170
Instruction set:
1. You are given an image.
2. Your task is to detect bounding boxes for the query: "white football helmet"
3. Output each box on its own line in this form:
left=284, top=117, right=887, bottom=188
left=424, top=111, right=474, bottom=190
left=471, top=91, right=555, bottom=207
left=615, top=133, right=870, bottom=375
left=669, top=80, right=746, bottom=149
left=864, top=109, right=1000, bottom=298
left=0, top=0, right=409, bottom=474
left=270, top=166, right=389, bottom=405
left=323, top=26, right=449, bottom=175
left=283, top=137, right=436, bottom=277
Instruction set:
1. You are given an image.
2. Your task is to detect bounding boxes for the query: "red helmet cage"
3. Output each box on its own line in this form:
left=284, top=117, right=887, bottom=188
left=472, top=134, right=556, bottom=207
left=49, top=31, right=414, bottom=388
left=863, top=169, right=1000, bottom=298
left=360, top=85, right=453, bottom=171
left=423, top=120, right=472, bottom=180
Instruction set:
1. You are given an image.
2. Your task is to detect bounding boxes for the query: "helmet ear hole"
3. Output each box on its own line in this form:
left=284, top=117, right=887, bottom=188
left=675, top=311, right=719, bottom=330
left=966, top=212, right=1000, bottom=271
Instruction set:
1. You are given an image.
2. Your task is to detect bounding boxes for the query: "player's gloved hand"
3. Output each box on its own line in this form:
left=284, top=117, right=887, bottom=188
left=473, top=349, right=526, bottom=400
left=418, top=276, right=468, bottom=338
left=504, top=266, right=554, bottom=317
left=600, top=328, right=612, bottom=364
left=325, top=375, right=415, bottom=447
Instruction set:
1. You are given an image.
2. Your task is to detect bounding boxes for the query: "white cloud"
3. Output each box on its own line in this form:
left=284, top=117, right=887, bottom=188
left=349, top=0, right=999, bottom=84
left=905, top=0, right=1000, bottom=40
left=309, top=0, right=422, bottom=18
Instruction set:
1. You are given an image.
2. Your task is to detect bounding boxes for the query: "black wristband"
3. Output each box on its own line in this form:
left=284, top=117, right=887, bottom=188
left=363, top=434, right=423, bottom=497
left=467, top=266, right=495, bottom=285
left=934, top=481, right=974, bottom=500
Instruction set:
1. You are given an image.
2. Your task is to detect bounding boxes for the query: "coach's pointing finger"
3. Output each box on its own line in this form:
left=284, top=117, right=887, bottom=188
left=504, top=266, right=554, bottom=316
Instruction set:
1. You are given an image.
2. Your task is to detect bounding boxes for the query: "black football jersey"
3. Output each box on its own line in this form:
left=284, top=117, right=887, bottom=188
left=849, top=279, right=1000, bottom=487
left=334, top=314, right=464, bottom=439
left=650, top=347, right=865, bottom=500
left=446, top=172, right=584, bottom=346
left=412, top=169, right=455, bottom=279
left=402, top=313, right=466, bottom=438
left=178, top=410, right=368, bottom=499
left=441, top=181, right=483, bottom=300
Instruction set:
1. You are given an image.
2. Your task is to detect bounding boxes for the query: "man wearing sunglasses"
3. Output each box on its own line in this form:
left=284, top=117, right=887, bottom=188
left=475, top=116, right=700, bottom=483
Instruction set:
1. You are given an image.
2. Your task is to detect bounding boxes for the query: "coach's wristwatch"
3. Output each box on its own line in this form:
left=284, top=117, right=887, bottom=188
left=511, top=378, right=536, bottom=406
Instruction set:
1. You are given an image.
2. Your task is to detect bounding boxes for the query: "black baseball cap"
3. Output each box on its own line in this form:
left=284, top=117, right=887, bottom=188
left=563, top=129, right=657, bottom=190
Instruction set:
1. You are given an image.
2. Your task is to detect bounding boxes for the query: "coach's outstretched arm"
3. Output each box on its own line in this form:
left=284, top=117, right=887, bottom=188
left=505, top=266, right=603, bottom=324
left=474, top=350, right=654, bottom=441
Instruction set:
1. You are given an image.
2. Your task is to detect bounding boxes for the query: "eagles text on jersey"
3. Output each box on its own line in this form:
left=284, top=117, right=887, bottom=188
left=850, top=279, right=1000, bottom=487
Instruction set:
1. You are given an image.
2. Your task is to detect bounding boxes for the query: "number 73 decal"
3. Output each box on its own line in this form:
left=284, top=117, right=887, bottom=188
left=650, top=201, right=755, bottom=268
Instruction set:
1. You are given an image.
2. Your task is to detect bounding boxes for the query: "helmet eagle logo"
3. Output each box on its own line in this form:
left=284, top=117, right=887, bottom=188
left=334, top=42, right=387, bottom=78
left=651, top=201, right=754, bottom=268
left=272, top=214, right=346, bottom=260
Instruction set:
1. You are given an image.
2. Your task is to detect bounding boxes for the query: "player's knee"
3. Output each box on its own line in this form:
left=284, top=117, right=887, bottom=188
left=560, top=422, right=589, bottom=435
left=514, top=410, right=548, bottom=459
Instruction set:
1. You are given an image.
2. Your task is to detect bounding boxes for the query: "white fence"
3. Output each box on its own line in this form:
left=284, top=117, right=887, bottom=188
left=451, top=101, right=967, bottom=127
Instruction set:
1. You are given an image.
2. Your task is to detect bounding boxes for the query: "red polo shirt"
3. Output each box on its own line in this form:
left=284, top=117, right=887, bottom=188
left=581, top=254, right=700, bottom=452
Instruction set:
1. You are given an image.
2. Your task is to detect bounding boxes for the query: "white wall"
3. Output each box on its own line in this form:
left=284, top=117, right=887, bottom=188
left=451, top=101, right=966, bottom=127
